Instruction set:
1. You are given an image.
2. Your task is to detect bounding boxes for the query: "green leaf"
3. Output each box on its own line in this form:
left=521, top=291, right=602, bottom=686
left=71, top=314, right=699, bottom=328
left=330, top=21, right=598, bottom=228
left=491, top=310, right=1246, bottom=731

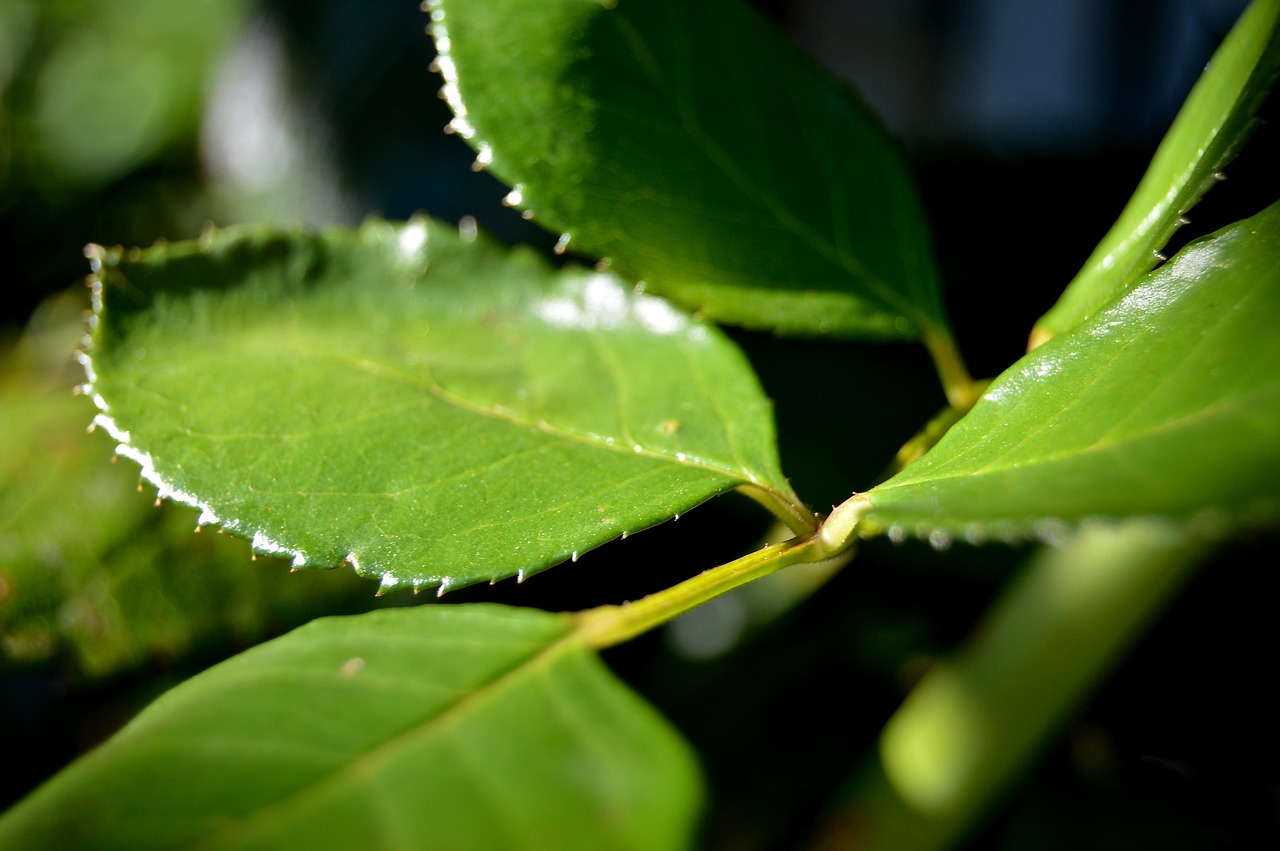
left=0, top=604, right=703, bottom=850
left=861, top=200, right=1280, bottom=542
left=0, top=297, right=368, bottom=676
left=22, top=0, right=251, bottom=188
left=429, top=0, right=948, bottom=341
left=1031, top=0, right=1280, bottom=346
left=85, top=219, right=809, bottom=593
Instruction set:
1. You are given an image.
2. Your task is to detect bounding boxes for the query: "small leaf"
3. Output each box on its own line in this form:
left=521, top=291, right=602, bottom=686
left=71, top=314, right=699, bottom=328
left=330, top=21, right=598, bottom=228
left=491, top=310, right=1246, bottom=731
left=85, top=219, right=808, bottom=592
left=862, top=200, right=1280, bottom=541
left=429, top=0, right=948, bottom=341
left=0, top=605, right=703, bottom=850
left=1031, top=0, right=1280, bottom=346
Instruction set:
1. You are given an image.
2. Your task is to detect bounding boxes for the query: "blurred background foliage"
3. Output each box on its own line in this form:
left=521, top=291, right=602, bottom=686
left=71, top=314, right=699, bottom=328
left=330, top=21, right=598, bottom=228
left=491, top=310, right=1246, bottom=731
left=1, top=0, right=1277, bottom=848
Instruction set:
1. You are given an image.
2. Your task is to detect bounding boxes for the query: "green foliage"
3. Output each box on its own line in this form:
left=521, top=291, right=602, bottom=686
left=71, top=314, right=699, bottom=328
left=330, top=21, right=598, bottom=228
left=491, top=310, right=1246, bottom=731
left=4, top=0, right=1279, bottom=849
left=429, top=0, right=947, bottom=341
left=85, top=219, right=806, bottom=592
left=1032, top=0, right=1280, bottom=344
left=0, top=0, right=250, bottom=190
left=864, top=201, right=1280, bottom=540
left=0, top=605, right=700, bottom=851
left=0, top=300, right=368, bottom=676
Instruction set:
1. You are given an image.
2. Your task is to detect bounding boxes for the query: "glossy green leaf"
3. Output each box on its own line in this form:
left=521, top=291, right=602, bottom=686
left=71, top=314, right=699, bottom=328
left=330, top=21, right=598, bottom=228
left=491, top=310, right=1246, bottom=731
left=861, top=200, right=1280, bottom=541
left=1031, top=0, right=1280, bottom=346
left=0, top=604, right=702, bottom=850
left=85, top=218, right=808, bottom=593
left=0, top=298, right=368, bottom=676
left=429, top=0, right=948, bottom=341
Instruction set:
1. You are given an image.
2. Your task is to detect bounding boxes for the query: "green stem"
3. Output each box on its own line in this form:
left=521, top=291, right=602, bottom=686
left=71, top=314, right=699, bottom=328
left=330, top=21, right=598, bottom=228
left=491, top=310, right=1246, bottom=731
left=814, top=520, right=1209, bottom=851
left=576, top=536, right=827, bottom=650
left=737, top=483, right=820, bottom=536
left=922, top=329, right=979, bottom=412
left=883, top=380, right=992, bottom=481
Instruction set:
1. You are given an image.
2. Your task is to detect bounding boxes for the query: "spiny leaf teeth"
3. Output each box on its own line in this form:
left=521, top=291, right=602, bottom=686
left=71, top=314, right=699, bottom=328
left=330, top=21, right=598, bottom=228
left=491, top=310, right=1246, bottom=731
left=86, top=220, right=800, bottom=588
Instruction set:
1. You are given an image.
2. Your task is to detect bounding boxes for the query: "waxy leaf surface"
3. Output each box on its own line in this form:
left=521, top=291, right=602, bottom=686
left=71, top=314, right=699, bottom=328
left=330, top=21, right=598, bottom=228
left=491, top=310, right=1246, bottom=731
left=864, top=201, right=1280, bottom=539
left=430, top=0, right=948, bottom=341
left=1032, top=0, right=1280, bottom=345
left=85, top=219, right=804, bottom=592
left=0, top=605, right=702, bottom=850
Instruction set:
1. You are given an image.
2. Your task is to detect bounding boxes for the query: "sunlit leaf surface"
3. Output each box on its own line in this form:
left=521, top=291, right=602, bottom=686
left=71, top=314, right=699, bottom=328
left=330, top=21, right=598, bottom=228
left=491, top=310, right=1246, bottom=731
left=864, top=200, right=1280, bottom=541
left=1032, top=0, right=1280, bottom=345
left=429, top=0, right=948, bottom=341
left=0, top=605, right=702, bottom=850
left=85, top=219, right=805, bottom=592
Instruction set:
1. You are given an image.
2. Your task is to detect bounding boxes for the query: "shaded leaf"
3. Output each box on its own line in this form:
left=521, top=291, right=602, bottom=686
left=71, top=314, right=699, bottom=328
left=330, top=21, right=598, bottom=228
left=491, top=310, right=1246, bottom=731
left=862, top=200, right=1280, bottom=541
left=430, top=0, right=948, bottom=341
left=15, top=0, right=251, bottom=188
left=0, top=298, right=368, bottom=676
left=0, top=605, right=702, bottom=850
left=85, top=218, right=808, bottom=593
left=1031, top=0, right=1280, bottom=346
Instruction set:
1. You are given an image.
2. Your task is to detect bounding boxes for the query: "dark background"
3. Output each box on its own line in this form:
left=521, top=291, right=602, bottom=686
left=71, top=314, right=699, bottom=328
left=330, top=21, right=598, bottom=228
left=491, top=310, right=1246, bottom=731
left=2, top=1, right=1278, bottom=848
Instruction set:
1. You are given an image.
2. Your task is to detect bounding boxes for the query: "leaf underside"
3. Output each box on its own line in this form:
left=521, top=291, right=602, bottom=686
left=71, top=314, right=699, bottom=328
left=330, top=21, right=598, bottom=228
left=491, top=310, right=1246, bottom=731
left=430, top=0, right=948, bottom=340
left=1033, top=0, right=1280, bottom=343
left=85, top=219, right=802, bottom=592
left=865, top=200, right=1280, bottom=543
left=0, top=605, right=702, bottom=851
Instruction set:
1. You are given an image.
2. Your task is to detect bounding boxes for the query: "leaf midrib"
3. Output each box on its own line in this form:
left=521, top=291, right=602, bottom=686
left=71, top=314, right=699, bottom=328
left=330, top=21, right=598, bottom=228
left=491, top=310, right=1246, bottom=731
left=872, top=380, right=1279, bottom=501
left=332, top=350, right=783, bottom=495
left=192, top=624, right=584, bottom=850
left=620, top=0, right=919, bottom=325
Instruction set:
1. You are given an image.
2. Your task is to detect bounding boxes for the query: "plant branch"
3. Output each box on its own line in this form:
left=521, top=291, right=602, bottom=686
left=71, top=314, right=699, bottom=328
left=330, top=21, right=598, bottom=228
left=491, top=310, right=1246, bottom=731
left=736, top=483, right=820, bottom=536
left=881, top=380, right=992, bottom=481
left=576, top=493, right=868, bottom=650
left=576, top=538, right=816, bottom=650
left=922, top=329, right=979, bottom=412
left=812, top=520, right=1209, bottom=851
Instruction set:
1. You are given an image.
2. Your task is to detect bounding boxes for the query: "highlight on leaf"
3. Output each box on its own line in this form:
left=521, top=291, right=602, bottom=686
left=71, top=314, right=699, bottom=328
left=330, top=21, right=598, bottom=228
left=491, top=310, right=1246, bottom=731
left=427, top=0, right=953, bottom=346
left=82, top=217, right=812, bottom=594
left=859, top=199, right=1280, bottom=544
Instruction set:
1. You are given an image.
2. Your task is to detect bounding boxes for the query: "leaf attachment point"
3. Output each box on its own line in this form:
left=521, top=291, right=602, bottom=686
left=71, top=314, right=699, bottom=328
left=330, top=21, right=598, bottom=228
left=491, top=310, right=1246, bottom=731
left=866, top=200, right=1280, bottom=540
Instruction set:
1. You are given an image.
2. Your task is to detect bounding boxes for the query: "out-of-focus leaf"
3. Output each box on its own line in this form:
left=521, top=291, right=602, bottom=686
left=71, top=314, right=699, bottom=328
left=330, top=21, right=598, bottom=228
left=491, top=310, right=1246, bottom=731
left=85, top=218, right=809, bottom=594
left=862, top=200, right=1280, bottom=541
left=1031, top=0, right=1280, bottom=346
left=0, top=300, right=368, bottom=676
left=8, top=0, right=250, bottom=188
left=429, top=0, right=949, bottom=341
left=0, top=605, right=702, bottom=851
